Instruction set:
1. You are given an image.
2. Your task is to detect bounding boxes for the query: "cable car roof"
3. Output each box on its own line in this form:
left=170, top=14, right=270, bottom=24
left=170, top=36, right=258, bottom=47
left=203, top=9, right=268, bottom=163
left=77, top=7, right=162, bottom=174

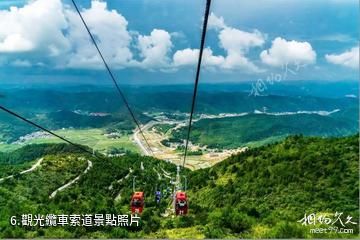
left=176, top=192, right=187, bottom=199
left=133, top=192, right=144, bottom=198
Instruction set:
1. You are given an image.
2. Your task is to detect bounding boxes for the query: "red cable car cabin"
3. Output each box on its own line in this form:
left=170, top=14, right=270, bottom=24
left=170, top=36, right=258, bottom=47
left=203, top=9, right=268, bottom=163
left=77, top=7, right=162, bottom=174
left=175, top=191, right=188, bottom=215
left=131, top=192, right=144, bottom=214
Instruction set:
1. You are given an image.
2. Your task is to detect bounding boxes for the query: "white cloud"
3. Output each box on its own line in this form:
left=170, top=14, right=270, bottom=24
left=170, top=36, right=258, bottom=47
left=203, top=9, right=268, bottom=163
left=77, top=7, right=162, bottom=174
left=219, top=28, right=265, bottom=53
left=174, top=13, right=265, bottom=72
left=173, top=48, right=225, bottom=67
left=64, top=0, right=133, bottom=69
left=203, top=48, right=226, bottom=66
left=211, top=13, right=265, bottom=72
left=219, top=27, right=265, bottom=71
left=0, top=0, right=173, bottom=70
left=222, top=52, right=261, bottom=72
left=0, top=0, right=69, bottom=54
left=0, top=2, right=266, bottom=73
left=173, top=48, right=198, bottom=66
left=136, top=29, right=172, bottom=68
left=0, top=1, right=329, bottom=76
left=0, top=34, right=33, bottom=52
left=325, top=47, right=359, bottom=69
left=260, top=37, right=316, bottom=67
left=208, top=13, right=226, bottom=30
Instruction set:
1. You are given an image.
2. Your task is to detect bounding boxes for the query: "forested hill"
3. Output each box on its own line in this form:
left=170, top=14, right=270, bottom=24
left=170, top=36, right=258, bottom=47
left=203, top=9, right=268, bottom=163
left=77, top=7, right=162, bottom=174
left=0, top=135, right=358, bottom=238
left=186, top=135, right=359, bottom=238
left=171, top=113, right=359, bottom=149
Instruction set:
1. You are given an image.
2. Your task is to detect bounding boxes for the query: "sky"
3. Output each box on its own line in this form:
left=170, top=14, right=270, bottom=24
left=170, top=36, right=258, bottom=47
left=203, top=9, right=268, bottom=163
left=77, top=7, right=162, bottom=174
left=0, top=0, right=358, bottom=85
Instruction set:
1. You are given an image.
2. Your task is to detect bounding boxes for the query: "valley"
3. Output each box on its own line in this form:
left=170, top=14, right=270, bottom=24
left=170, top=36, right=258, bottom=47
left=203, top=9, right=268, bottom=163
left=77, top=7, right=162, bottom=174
left=2, top=106, right=355, bottom=170
left=133, top=113, right=249, bottom=169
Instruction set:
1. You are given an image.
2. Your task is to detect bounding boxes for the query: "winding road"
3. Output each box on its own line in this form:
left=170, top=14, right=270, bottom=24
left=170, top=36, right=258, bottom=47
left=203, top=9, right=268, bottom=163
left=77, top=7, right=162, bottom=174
left=0, top=158, right=44, bottom=183
left=113, top=168, right=134, bottom=202
left=153, top=167, right=162, bottom=180
left=109, top=168, right=133, bottom=190
left=49, top=160, right=93, bottom=199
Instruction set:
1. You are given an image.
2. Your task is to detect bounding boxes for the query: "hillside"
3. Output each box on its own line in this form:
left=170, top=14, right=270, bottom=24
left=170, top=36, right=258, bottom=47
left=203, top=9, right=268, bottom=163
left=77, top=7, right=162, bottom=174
left=0, top=135, right=358, bottom=238
left=186, top=134, right=359, bottom=238
left=171, top=113, right=359, bottom=149
left=0, top=144, right=183, bottom=238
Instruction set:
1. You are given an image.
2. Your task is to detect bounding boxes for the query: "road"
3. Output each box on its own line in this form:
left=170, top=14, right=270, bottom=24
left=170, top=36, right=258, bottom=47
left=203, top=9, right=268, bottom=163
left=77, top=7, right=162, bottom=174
left=132, top=114, right=251, bottom=170
left=0, top=158, right=44, bottom=183
left=109, top=168, right=133, bottom=190
left=133, top=114, right=248, bottom=157
left=153, top=167, right=162, bottom=180
left=133, top=122, right=156, bottom=156
left=49, top=160, right=93, bottom=199
left=133, top=120, right=183, bottom=156
left=114, top=168, right=134, bottom=202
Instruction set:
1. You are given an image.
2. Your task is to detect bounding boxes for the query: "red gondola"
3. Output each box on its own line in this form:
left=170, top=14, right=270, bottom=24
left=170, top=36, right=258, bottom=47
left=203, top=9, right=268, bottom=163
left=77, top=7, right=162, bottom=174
left=175, top=191, right=188, bottom=215
left=131, top=191, right=144, bottom=214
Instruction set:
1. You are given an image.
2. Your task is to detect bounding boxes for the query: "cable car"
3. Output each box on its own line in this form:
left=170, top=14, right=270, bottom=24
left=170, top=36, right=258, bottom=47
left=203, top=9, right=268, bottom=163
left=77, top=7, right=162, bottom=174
left=131, top=191, right=144, bottom=214
left=175, top=191, right=188, bottom=215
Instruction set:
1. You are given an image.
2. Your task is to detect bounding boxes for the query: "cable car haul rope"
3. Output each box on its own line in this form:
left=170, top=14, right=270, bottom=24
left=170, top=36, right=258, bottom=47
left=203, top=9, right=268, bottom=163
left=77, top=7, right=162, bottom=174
left=174, top=0, right=212, bottom=216
left=183, top=0, right=212, bottom=168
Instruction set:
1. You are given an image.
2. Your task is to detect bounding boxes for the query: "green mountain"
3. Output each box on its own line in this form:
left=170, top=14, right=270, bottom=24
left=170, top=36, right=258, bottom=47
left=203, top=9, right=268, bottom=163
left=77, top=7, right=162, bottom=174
left=171, top=113, right=359, bottom=149
left=0, top=135, right=358, bottom=238
left=186, top=134, right=359, bottom=238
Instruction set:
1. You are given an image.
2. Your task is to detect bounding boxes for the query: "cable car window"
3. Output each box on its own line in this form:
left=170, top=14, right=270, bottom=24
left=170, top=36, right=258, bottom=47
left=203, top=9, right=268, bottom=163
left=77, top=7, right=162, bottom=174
left=132, top=199, right=143, bottom=207
left=177, top=200, right=187, bottom=207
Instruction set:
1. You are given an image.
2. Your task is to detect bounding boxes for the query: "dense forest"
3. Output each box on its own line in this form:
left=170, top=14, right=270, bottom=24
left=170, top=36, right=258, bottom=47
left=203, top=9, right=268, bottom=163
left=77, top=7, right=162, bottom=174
left=186, top=134, right=359, bottom=238
left=0, top=135, right=358, bottom=238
